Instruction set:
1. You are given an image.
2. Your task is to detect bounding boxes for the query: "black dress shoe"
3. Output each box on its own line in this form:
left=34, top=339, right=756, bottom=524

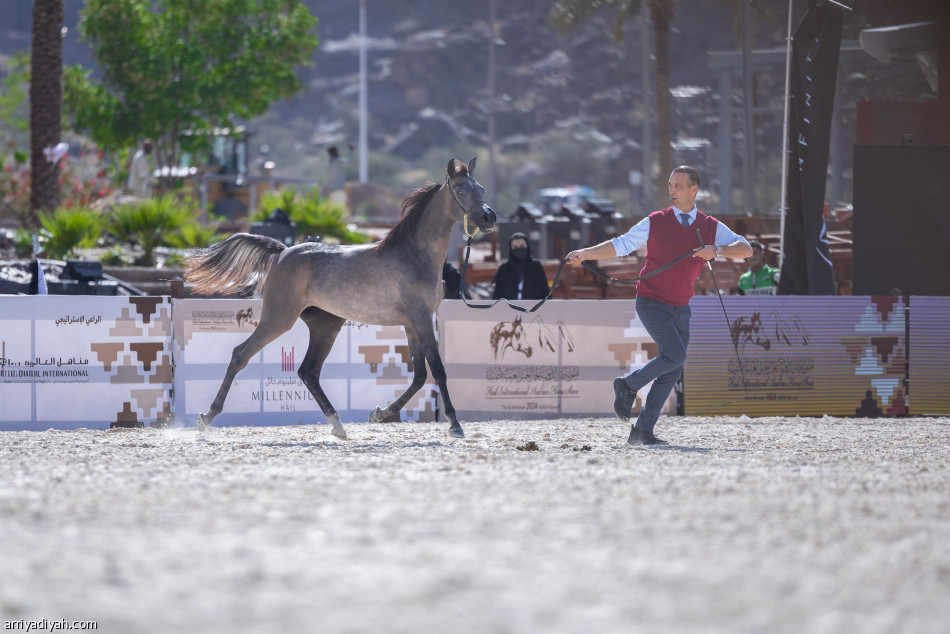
left=627, top=425, right=668, bottom=446
left=613, top=377, right=636, bottom=420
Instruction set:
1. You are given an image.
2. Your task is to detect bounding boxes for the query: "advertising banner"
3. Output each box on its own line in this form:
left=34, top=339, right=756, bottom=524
left=0, top=296, right=173, bottom=430
left=908, top=297, right=950, bottom=415
left=778, top=1, right=843, bottom=295
left=685, top=296, right=907, bottom=416
left=172, top=299, right=437, bottom=427
left=437, top=300, right=675, bottom=420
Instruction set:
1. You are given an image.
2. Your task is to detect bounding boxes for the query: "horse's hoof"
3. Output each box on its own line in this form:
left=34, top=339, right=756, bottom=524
left=449, top=426, right=464, bottom=439
left=368, top=406, right=385, bottom=424
left=197, top=413, right=211, bottom=431
left=331, top=426, right=347, bottom=440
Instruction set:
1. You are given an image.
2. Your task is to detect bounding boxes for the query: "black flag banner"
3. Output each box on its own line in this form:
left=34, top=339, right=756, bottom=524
left=778, top=1, right=843, bottom=295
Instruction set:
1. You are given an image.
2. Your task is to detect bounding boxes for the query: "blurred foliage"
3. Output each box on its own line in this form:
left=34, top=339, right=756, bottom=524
left=12, top=228, right=35, bottom=258
left=37, top=206, right=104, bottom=260
left=165, top=218, right=227, bottom=250
left=0, top=53, right=30, bottom=137
left=107, top=195, right=195, bottom=266
left=99, top=245, right=134, bottom=267
left=59, top=143, right=116, bottom=209
left=65, top=0, right=319, bottom=179
left=3, top=137, right=118, bottom=230
left=254, top=186, right=369, bottom=244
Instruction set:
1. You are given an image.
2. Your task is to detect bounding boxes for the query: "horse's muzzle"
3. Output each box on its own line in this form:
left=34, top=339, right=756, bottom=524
left=476, top=204, right=497, bottom=232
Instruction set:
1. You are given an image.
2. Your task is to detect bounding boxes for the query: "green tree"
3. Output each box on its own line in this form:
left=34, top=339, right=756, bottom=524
left=550, top=0, right=673, bottom=209
left=65, top=0, right=318, bottom=184
left=30, top=0, right=64, bottom=217
left=0, top=53, right=30, bottom=153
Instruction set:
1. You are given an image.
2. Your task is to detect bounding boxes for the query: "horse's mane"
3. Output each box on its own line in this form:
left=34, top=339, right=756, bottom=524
left=374, top=181, right=443, bottom=251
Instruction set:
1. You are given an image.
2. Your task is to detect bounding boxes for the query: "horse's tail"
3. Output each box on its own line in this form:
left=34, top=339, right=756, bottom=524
left=184, top=233, right=286, bottom=296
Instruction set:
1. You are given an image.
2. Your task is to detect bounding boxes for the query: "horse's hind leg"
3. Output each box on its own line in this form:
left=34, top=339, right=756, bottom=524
left=297, top=307, right=347, bottom=439
left=198, top=302, right=300, bottom=430
left=368, top=330, right=427, bottom=424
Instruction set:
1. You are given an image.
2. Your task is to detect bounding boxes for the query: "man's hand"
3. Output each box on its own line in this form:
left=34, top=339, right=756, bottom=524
left=692, top=245, right=717, bottom=261
left=566, top=250, right=587, bottom=265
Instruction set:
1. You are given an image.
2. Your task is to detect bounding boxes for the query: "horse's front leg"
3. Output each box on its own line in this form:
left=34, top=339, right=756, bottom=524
left=413, top=321, right=463, bottom=438
left=427, top=348, right=462, bottom=438
left=369, top=331, right=427, bottom=424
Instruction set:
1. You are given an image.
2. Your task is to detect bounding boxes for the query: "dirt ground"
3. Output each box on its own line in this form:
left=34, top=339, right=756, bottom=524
left=1, top=416, right=948, bottom=634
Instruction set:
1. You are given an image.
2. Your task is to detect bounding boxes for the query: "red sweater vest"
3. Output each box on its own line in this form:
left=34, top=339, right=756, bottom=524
left=636, top=207, right=719, bottom=306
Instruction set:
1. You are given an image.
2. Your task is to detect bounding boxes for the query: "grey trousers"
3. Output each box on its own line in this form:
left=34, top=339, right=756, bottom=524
left=623, top=296, right=691, bottom=433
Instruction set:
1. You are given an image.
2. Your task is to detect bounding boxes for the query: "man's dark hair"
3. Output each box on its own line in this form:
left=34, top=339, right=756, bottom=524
left=748, top=239, right=764, bottom=253
left=672, top=165, right=700, bottom=188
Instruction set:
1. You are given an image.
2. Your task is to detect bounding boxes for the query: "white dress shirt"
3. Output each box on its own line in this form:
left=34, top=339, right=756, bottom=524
left=610, top=205, right=749, bottom=257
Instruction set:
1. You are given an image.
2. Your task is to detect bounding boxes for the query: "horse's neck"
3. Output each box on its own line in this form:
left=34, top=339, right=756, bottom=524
left=413, top=189, right=455, bottom=265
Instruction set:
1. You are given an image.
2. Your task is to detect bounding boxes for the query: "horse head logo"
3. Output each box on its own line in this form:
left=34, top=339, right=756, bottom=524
left=490, top=316, right=533, bottom=359
left=236, top=307, right=258, bottom=328
left=732, top=311, right=770, bottom=351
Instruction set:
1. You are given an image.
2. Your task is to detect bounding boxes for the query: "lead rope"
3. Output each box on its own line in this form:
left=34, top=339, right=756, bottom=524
left=457, top=226, right=750, bottom=418
left=458, top=232, right=701, bottom=313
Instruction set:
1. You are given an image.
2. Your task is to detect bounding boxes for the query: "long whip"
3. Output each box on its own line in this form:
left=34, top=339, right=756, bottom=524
left=688, top=228, right=749, bottom=415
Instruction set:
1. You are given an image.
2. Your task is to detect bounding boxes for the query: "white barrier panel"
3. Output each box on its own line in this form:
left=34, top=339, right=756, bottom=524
left=0, top=296, right=173, bottom=430
left=437, top=299, right=675, bottom=420
left=172, top=299, right=437, bottom=427
left=908, top=296, right=950, bottom=415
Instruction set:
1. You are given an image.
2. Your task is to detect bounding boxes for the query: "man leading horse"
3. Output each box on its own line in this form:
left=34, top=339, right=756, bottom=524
left=566, top=166, right=752, bottom=446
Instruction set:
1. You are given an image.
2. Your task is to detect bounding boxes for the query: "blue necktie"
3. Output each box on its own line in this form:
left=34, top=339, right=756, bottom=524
left=679, top=214, right=690, bottom=227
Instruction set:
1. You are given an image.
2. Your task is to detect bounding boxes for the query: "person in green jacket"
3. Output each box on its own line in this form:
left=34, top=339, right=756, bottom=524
left=737, top=240, right=779, bottom=296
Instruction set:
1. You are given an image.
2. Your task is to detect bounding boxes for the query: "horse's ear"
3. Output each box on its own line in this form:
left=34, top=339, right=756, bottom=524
left=447, top=158, right=458, bottom=178
left=468, top=157, right=477, bottom=176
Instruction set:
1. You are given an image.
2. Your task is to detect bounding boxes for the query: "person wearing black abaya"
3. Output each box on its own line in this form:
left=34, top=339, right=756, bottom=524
left=442, top=260, right=464, bottom=299
left=491, top=232, right=549, bottom=300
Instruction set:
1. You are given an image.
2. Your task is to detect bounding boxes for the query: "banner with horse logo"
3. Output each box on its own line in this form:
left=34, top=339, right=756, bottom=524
left=172, top=298, right=438, bottom=426
left=685, top=296, right=907, bottom=416
left=437, top=299, right=676, bottom=420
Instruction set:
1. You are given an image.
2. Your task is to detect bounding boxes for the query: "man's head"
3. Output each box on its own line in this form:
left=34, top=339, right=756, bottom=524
left=143, top=138, right=153, bottom=154
left=669, top=165, right=700, bottom=211
left=748, top=239, right=766, bottom=271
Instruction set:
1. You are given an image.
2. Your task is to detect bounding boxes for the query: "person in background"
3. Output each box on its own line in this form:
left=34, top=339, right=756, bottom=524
left=327, top=145, right=349, bottom=192
left=492, top=232, right=549, bottom=300
left=442, top=260, right=464, bottom=300
left=127, top=138, right=154, bottom=199
left=565, top=165, right=752, bottom=446
left=737, top=239, right=779, bottom=295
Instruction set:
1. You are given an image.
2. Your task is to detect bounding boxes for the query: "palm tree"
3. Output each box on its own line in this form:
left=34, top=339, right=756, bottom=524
left=30, top=0, right=64, bottom=219
left=551, top=0, right=674, bottom=210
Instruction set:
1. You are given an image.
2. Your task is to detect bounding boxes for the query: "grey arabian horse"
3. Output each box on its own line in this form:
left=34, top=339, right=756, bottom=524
left=184, top=158, right=496, bottom=439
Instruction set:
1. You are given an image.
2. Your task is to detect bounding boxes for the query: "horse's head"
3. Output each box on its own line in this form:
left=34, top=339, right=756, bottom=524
left=447, top=157, right=496, bottom=236
left=488, top=316, right=532, bottom=359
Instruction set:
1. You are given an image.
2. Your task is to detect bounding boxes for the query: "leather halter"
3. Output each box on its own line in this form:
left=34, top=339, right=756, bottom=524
left=446, top=176, right=483, bottom=239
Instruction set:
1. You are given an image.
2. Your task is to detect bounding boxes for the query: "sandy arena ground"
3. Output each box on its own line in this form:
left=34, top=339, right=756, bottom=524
left=1, top=416, right=948, bottom=634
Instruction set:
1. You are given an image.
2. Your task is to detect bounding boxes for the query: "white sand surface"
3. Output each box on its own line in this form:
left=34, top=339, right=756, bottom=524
left=1, top=416, right=948, bottom=634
